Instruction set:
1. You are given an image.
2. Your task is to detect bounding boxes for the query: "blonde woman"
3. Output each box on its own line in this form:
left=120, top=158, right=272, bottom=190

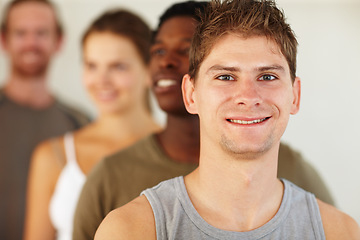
left=23, top=9, right=160, bottom=240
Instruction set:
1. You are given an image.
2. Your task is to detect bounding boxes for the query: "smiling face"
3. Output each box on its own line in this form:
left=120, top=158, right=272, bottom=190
left=82, top=32, right=150, bottom=115
left=183, top=34, right=300, bottom=159
left=2, top=2, right=61, bottom=77
left=150, top=16, right=197, bottom=116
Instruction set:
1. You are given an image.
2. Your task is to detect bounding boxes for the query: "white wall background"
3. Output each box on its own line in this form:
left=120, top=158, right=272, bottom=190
left=1, top=0, right=359, bottom=224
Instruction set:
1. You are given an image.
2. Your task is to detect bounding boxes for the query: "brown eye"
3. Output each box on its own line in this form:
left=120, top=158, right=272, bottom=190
left=150, top=47, right=166, bottom=57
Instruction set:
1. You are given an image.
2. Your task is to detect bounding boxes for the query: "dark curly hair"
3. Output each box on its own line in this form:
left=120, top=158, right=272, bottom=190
left=153, top=1, right=208, bottom=41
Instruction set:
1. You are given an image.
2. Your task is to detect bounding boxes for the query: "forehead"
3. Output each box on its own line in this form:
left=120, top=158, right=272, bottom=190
left=83, top=32, right=139, bottom=59
left=7, top=2, right=57, bottom=30
left=200, top=34, right=289, bottom=74
left=154, top=16, right=197, bottom=43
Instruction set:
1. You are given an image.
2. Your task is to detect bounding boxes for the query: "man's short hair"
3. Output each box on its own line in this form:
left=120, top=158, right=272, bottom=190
left=0, top=0, right=63, bottom=37
left=152, top=1, right=208, bottom=41
left=189, top=0, right=298, bottom=81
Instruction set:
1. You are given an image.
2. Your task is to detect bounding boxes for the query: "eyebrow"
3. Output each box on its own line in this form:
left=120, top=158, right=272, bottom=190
left=152, top=37, right=192, bottom=45
left=206, top=64, right=286, bottom=74
left=206, top=65, right=240, bottom=74
left=256, top=65, right=285, bottom=72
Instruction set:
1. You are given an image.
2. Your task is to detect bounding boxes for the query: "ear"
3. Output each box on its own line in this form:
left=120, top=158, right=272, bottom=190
left=182, top=74, right=198, bottom=114
left=290, top=77, right=301, bottom=115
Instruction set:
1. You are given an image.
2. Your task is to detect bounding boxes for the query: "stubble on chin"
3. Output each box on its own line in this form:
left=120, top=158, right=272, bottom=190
left=219, top=134, right=273, bottom=160
left=13, top=60, right=48, bottom=77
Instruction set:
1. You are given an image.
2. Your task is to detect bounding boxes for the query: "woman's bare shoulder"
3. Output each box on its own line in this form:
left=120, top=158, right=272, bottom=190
left=30, top=136, right=66, bottom=174
left=95, top=195, right=156, bottom=240
left=317, top=199, right=360, bottom=240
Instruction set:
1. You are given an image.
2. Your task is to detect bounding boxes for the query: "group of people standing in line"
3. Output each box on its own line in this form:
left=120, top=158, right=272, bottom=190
left=0, top=0, right=358, bottom=239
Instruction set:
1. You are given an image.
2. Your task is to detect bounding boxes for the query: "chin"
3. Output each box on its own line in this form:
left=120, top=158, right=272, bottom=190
left=99, top=109, right=123, bottom=116
left=96, top=104, right=125, bottom=115
left=220, top=136, right=274, bottom=158
left=161, top=107, right=189, bottom=117
left=17, top=65, right=47, bottom=76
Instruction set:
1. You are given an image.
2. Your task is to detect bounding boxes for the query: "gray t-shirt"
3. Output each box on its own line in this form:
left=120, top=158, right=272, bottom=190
left=0, top=90, right=90, bottom=240
left=143, top=176, right=325, bottom=240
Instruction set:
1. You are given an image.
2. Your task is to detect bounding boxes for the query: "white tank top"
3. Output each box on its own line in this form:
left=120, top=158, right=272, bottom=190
left=49, top=132, right=86, bottom=240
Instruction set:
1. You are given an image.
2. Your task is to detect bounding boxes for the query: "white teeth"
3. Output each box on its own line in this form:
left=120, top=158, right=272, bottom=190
left=157, top=79, right=177, bottom=87
left=229, top=118, right=267, bottom=125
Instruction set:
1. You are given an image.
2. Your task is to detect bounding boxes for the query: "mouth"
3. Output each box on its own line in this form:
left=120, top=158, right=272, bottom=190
left=227, top=117, right=271, bottom=125
left=22, top=51, right=42, bottom=64
left=95, top=90, right=117, bottom=101
left=155, top=79, right=177, bottom=88
left=153, top=78, right=180, bottom=94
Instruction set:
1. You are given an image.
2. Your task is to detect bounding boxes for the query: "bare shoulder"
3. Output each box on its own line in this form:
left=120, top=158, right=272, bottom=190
left=317, top=199, right=360, bottom=240
left=95, top=195, right=156, bottom=240
left=30, top=136, right=65, bottom=176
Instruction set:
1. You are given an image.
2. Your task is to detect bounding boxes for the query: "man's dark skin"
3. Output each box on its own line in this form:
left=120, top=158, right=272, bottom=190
left=150, top=16, right=200, bottom=164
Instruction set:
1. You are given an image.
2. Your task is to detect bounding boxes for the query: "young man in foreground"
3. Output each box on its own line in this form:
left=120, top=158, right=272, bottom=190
left=74, top=1, right=335, bottom=239
left=95, top=0, right=360, bottom=239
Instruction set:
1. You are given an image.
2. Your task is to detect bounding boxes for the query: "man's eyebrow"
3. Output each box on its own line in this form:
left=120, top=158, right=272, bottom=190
left=256, top=65, right=285, bottom=72
left=206, top=65, right=240, bottom=74
left=206, top=64, right=286, bottom=74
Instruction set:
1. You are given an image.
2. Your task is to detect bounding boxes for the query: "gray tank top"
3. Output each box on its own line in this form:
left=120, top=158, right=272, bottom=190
left=142, top=176, right=325, bottom=240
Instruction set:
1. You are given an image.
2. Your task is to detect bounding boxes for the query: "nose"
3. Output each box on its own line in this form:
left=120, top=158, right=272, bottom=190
left=22, top=32, right=40, bottom=48
left=159, top=51, right=180, bottom=70
left=233, top=78, right=262, bottom=107
left=97, top=70, right=112, bottom=86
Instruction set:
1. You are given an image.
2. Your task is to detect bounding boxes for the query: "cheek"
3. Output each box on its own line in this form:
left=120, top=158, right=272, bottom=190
left=6, top=39, right=21, bottom=53
left=206, top=86, right=232, bottom=111
left=271, top=91, right=294, bottom=115
left=260, top=83, right=292, bottom=104
left=180, top=56, right=190, bottom=73
left=149, top=58, right=157, bottom=71
left=44, top=41, right=58, bottom=53
left=82, top=71, right=96, bottom=88
left=113, top=71, right=147, bottom=96
left=8, top=35, right=21, bottom=45
left=112, top=72, right=135, bottom=89
left=195, top=88, right=223, bottom=119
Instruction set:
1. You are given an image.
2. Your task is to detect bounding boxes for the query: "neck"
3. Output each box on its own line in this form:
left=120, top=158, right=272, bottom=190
left=185, top=144, right=283, bottom=232
left=156, top=114, right=200, bottom=164
left=94, top=105, right=160, bottom=142
left=4, top=71, right=53, bottom=109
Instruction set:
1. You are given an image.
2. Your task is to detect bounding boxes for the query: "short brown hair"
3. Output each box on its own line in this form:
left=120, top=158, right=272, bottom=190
left=189, top=0, right=298, bottom=81
left=0, top=0, right=63, bottom=37
left=81, top=9, right=151, bottom=65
